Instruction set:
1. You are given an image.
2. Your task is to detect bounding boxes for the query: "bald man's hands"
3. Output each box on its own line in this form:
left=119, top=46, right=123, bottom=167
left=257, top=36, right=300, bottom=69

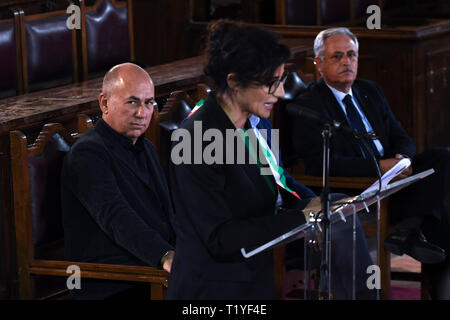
left=161, top=250, right=174, bottom=273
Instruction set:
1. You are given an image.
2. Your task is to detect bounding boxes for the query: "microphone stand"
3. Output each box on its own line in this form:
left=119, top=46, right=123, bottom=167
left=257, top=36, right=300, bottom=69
left=318, top=123, right=332, bottom=300
left=316, top=122, right=382, bottom=300
left=286, top=102, right=383, bottom=299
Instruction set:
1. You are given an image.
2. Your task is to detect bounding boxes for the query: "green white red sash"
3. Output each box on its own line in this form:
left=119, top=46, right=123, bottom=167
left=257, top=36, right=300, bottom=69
left=188, top=99, right=204, bottom=117
left=250, top=127, right=301, bottom=200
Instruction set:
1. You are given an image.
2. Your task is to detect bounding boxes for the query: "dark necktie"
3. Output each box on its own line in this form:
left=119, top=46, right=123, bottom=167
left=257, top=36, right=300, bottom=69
left=342, top=94, right=380, bottom=158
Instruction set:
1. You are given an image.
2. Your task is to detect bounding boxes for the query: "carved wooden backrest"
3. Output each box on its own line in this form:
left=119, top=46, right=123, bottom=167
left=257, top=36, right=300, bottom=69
left=19, top=8, right=78, bottom=92
left=78, top=0, right=134, bottom=80
left=10, top=124, right=76, bottom=258
left=0, top=9, right=23, bottom=97
left=158, top=91, right=195, bottom=179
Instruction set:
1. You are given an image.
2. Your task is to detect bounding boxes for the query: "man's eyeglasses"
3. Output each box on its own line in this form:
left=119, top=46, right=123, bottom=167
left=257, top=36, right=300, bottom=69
left=267, top=71, right=289, bottom=94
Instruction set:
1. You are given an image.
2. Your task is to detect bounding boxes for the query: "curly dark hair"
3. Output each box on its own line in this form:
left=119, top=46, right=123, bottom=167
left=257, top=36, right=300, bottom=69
left=204, top=19, right=291, bottom=94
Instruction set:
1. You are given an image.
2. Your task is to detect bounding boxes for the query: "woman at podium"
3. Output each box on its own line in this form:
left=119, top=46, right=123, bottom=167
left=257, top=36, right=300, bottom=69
left=166, top=20, right=375, bottom=300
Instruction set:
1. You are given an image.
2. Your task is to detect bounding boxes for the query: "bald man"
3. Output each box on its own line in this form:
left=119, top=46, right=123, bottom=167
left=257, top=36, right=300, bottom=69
left=61, top=63, right=176, bottom=299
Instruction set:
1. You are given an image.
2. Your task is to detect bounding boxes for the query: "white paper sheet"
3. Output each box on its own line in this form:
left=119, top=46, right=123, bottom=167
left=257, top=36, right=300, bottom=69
left=360, top=158, right=411, bottom=198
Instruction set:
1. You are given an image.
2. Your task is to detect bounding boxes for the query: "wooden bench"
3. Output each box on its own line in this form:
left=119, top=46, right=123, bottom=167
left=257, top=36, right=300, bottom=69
left=10, top=118, right=168, bottom=299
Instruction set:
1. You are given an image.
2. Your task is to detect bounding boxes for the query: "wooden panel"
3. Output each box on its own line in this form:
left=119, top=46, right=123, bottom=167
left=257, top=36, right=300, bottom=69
left=320, top=0, right=351, bottom=25
left=425, top=47, right=450, bottom=148
left=133, top=0, right=191, bottom=67
left=188, top=0, right=210, bottom=21
left=273, top=0, right=445, bottom=28
left=357, top=54, right=379, bottom=85
left=356, top=39, right=417, bottom=143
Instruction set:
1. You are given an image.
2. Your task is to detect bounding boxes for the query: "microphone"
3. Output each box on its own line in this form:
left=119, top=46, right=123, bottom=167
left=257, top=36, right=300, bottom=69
left=286, top=103, right=378, bottom=140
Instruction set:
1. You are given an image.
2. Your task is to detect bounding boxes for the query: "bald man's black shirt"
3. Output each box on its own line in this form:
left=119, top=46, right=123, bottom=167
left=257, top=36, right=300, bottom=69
left=61, top=119, right=175, bottom=299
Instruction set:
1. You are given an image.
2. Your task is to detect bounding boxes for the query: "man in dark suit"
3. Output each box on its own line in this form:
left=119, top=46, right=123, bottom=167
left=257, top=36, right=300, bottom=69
left=289, top=27, right=450, bottom=299
left=61, top=63, right=176, bottom=299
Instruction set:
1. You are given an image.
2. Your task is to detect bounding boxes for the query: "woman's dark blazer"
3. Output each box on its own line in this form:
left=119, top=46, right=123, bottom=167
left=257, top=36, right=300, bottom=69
left=166, top=94, right=306, bottom=299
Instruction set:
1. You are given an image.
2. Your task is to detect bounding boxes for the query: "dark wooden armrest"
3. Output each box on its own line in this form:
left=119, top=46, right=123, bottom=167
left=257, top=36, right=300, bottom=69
left=29, top=260, right=169, bottom=286
left=77, top=114, right=94, bottom=134
left=293, top=174, right=376, bottom=189
left=286, top=164, right=376, bottom=189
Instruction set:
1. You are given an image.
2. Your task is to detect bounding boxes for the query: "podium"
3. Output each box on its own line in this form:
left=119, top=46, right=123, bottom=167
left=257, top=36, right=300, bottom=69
left=241, top=168, right=435, bottom=299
